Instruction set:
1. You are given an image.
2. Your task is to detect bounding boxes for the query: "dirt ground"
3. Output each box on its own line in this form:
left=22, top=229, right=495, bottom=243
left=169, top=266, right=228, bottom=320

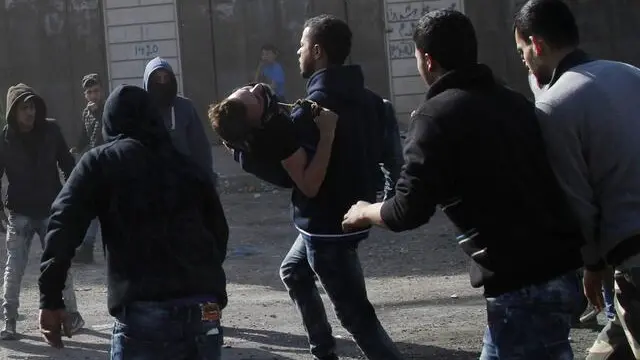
left=0, top=191, right=603, bottom=359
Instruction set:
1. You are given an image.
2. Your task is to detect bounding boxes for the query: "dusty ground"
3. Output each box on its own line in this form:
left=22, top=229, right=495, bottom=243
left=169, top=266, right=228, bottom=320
left=0, top=190, right=603, bottom=359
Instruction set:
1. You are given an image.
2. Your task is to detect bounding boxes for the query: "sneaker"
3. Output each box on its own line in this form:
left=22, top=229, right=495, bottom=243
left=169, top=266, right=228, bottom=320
left=72, top=245, right=94, bottom=264
left=66, top=312, right=85, bottom=334
left=0, top=319, right=17, bottom=340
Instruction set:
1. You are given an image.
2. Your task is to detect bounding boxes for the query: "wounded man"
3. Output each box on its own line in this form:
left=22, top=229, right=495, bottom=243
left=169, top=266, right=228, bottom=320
left=208, top=83, right=337, bottom=196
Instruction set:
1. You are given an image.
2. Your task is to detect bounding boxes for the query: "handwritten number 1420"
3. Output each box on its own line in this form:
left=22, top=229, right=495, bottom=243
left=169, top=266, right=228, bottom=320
left=134, top=44, right=159, bottom=57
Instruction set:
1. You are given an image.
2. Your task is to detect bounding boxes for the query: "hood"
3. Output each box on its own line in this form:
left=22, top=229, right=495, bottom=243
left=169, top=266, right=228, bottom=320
left=306, top=65, right=365, bottom=101
left=102, top=84, right=171, bottom=145
left=5, top=83, right=46, bottom=130
left=143, top=57, right=178, bottom=99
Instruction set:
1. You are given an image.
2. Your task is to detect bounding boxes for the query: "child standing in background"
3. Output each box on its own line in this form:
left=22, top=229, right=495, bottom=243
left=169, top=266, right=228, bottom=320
left=255, top=44, right=286, bottom=101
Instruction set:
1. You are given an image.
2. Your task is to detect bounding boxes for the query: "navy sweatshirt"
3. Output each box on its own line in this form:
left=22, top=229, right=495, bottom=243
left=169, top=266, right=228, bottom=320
left=291, top=65, right=384, bottom=241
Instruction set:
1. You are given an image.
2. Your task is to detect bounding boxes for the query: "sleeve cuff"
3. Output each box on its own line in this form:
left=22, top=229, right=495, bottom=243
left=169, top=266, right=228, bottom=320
left=39, top=294, right=65, bottom=310
left=380, top=198, right=402, bottom=232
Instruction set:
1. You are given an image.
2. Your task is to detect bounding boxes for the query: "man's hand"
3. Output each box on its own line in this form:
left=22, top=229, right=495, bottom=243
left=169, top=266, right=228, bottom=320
left=87, top=101, right=97, bottom=112
left=40, top=309, right=72, bottom=349
left=342, top=201, right=373, bottom=232
left=583, top=269, right=605, bottom=312
left=314, top=107, right=338, bottom=137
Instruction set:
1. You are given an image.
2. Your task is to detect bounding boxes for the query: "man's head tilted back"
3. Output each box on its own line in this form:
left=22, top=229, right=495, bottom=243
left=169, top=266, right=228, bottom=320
left=208, top=83, right=273, bottom=149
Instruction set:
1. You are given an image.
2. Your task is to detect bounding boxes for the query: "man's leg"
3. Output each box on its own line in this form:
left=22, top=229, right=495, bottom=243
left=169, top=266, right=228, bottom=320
left=280, top=235, right=336, bottom=359
left=479, top=272, right=577, bottom=360
left=307, top=240, right=403, bottom=360
left=614, top=254, right=640, bottom=359
left=1, top=213, right=34, bottom=339
left=35, top=218, right=85, bottom=333
left=110, top=302, right=190, bottom=360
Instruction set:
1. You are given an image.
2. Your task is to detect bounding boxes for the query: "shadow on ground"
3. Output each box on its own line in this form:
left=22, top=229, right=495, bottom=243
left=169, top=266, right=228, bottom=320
left=225, top=327, right=480, bottom=360
left=0, top=334, right=109, bottom=359
left=221, top=192, right=470, bottom=290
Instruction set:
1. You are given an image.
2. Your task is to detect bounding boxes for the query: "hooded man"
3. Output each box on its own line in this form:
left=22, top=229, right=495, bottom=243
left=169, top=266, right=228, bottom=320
left=38, top=85, right=229, bottom=358
left=0, top=84, right=84, bottom=340
left=143, top=57, right=217, bottom=184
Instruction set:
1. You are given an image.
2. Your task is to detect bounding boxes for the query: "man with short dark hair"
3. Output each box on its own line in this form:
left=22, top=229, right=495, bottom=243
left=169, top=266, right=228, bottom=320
left=72, top=73, right=105, bottom=264
left=343, top=9, right=585, bottom=359
left=277, top=14, right=402, bottom=360
left=0, top=84, right=84, bottom=339
left=514, top=0, right=640, bottom=358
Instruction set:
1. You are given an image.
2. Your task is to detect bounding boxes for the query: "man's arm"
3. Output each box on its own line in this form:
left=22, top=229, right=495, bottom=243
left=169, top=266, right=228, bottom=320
left=186, top=104, right=215, bottom=183
left=39, top=153, right=101, bottom=310
left=74, top=110, right=89, bottom=154
left=535, top=103, right=602, bottom=269
left=281, top=107, right=337, bottom=198
left=53, top=122, right=76, bottom=180
left=202, top=184, right=229, bottom=262
left=343, top=112, right=448, bottom=232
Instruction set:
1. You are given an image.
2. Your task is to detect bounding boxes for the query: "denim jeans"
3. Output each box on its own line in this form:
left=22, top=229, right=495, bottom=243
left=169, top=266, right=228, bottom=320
left=110, top=299, right=223, bottom=360
left=2, top=212, right=78, bottom=320
left=81, top=218, right=101, bottom=249
left=279, top=235, right=403, bottom=360
left=479, top=272, right=579, bottom=360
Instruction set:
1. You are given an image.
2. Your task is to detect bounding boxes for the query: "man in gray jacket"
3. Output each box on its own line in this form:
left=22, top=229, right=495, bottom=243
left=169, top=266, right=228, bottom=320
left=514, top=0, right=640, bottom=358
left=143, top=57, right=218, bottom=185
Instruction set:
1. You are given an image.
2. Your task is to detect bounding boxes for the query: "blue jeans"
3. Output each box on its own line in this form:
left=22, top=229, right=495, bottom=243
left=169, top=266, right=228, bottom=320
left=3, top=212, right=78, bottom=320
left=279, top=235, right=403, bottom=360
left=480, top=273, right=579, bottom=360
left=81, top=218, right=100, bottom=249
left=110, top=299, right=223, bottom=360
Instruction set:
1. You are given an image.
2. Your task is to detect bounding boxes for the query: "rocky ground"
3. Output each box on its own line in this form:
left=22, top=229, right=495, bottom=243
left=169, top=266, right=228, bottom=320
left=0, top=190, right=604, bottom=359
left=0, top=148, right=603, bottom=359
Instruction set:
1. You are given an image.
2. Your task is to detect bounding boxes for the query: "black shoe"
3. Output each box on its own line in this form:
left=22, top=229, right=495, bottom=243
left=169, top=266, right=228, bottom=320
left=73, top=245, right=94, bottom=264
left=317, top=355, right=338, bottom=360
left=0, top=319, right=17, bottom=340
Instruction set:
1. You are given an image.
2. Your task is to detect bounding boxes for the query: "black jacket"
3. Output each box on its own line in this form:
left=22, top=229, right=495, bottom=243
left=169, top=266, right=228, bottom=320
left=39, top=85, right=229, bottom=315
left=0, top=84, right=74, bottom=218
left=380, top=64, right=584, bottom=296
left=292, top=65, right=385, bottom=240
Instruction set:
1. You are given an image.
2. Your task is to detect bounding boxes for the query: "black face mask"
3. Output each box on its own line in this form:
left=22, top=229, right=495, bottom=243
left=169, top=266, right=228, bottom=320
left=148, top=82, right=175, bottom=108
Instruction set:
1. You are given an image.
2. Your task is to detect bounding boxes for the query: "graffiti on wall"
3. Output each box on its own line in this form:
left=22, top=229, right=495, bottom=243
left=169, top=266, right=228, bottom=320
left=133, top=42, right=161, bottom=58
left=386, top=1, right=462, bottom=60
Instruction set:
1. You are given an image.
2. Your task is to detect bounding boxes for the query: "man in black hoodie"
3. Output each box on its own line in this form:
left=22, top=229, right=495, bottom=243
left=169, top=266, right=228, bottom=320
left=38, top=85, right=228, bottom=358
left=278, top=15, right=402, bottom=360
left=343, top=10, right=584, bottom=359
left=0, top=84, right=84, bottom=340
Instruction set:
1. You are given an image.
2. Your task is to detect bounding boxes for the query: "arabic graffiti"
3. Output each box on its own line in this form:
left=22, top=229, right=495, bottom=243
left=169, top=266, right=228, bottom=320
left=386, top=1, right=460, bottom=41
left=389, top=40, right=414, bottom=60
left=387, top=1, right=459, bottom=23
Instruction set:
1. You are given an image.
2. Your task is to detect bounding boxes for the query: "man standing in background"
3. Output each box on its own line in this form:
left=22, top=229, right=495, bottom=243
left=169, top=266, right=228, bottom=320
left=0, top=83, right=84, bottom=340
left=143, top=57, right=218, bottom=185
left=514, top=0, right=640, bottom=358
left=71, top=73, right=105, bottom=264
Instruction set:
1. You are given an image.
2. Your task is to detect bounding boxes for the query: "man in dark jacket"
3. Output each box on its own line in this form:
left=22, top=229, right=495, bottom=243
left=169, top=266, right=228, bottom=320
left=38, top=85, right=228, bottom=359
left=72, top=73, right=106, bottom=264
left=279, top=15, right=402, bottom=360
left=0, top=83, right=84, bottom=340
left=343, top=10, right=584, bottom=359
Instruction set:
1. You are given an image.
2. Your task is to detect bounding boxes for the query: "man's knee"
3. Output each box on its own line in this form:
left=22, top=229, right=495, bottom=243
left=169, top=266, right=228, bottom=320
left=333, top=298, right=377, bottom=333
left=280, top=260, right=313, bottom=291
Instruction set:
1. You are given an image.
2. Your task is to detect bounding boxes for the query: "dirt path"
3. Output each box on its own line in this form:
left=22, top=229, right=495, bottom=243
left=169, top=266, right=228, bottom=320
left=0, top=191, right=600, bottom=359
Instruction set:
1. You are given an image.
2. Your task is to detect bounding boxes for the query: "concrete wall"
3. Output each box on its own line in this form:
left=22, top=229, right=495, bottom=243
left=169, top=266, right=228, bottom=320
left=1, top=0, right=639, bottom=146
left=0, top=0, right=108, bottom=147
left=102, top=0, right=183, bottom=92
